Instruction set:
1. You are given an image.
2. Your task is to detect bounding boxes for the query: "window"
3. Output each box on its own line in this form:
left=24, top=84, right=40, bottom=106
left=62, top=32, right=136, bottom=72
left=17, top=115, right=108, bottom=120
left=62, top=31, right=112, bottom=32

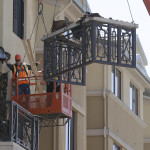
left=113, top=143, right=120, bottom=150
left=13, top=0, right=24, bottom=39
left=66, top=111, right=75, bottom=150
left=112, top=66, right=121, bottom=99
left=130, top=83, right=138, bottom=115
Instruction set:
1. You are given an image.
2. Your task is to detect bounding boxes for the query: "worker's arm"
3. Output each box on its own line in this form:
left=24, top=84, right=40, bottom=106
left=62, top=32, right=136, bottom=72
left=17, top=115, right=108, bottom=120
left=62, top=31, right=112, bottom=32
left=27, top=59, right=43, bottom=70
left=6, top=63, right=14, bottom=72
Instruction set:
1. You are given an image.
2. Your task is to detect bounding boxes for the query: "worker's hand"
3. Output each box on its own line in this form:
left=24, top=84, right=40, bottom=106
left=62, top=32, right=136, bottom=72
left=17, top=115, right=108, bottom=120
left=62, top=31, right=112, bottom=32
left=38, top=59, right=43, bottom=65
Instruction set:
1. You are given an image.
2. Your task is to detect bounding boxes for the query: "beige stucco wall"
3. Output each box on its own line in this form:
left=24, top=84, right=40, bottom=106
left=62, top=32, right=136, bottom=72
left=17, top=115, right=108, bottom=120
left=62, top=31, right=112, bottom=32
left=86, top=57, right=146, bottom=150
left=76, top=112, right=86, bottom=150
left=144, top=143, right=150, bottom=150
left=107, top=93, right=144, bottom=150
left=39, top=126, right=53, bottom=150
left=143, top=99, right=150, bottom=138
left=87, top=96, right=104, bottom=129
left=87, top=136, right=104, bottom=150
left=86, top=64, right=104, bottom=91
left=143, top=98, right=150, bottom=150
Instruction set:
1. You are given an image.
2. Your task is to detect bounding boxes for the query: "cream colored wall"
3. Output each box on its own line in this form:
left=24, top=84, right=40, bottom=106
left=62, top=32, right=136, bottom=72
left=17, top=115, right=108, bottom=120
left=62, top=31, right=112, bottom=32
left=76, top=112, right=86, bottom=150
left=86, top=64, right=104, bottom=91
left=121, top=68, right=130, bottom=106
left=86, top=58, right=146, bottom=150
left=39, top=127, right=53, bottom=150
left=143, top=98, right=150, bottom=150
left=87, top=136, right=104, bottom=150
left=144, top=143, right=150, bottom=150
left=72, top=85, right=86, bottom=113
left=57, top=125, right=66, bottom=150
left=107, top=93, right=144, bottom=150
left=87, top=96, right=104, bottom=129
left=117, top=66, right=145, bottom=119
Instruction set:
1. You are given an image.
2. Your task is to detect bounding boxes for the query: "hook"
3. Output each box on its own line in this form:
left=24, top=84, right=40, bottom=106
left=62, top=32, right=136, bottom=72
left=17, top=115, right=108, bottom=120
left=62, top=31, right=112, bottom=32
left=38, top=0, right=43, bottom=15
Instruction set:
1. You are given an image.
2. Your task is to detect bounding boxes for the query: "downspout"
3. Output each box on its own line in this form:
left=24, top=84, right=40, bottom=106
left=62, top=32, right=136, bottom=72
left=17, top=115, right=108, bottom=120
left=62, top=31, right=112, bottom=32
left=55, top=0, right=73, bottom=20
left=103, top=64, right=107, bottom=150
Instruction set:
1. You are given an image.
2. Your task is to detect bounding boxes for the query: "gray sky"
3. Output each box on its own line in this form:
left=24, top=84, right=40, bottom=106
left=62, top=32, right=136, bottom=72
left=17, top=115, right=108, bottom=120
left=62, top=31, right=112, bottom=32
left=88, top=0, right=150, bottom=75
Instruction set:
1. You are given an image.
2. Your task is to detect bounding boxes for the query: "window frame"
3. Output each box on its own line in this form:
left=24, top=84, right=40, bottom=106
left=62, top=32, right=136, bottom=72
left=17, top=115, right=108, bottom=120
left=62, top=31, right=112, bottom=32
left=111, top=66, right=121, bottom=99
left=66, top=111, right=75, bottom=150
left=130, top=82, right=138, bottom=115
left=113, top=143, right=121, bottom=150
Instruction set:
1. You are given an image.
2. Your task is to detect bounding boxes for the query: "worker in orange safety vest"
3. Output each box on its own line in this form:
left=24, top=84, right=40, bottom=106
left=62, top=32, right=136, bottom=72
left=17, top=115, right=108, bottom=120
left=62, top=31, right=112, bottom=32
left=5, top=54, right=42, bottom=95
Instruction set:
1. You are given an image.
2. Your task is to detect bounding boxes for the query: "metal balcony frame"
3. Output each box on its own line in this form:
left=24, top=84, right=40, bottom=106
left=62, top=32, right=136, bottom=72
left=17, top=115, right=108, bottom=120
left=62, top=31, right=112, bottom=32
left=42, top=17, right=138, bottom=85
left=0, top=100, right=39, bottom=150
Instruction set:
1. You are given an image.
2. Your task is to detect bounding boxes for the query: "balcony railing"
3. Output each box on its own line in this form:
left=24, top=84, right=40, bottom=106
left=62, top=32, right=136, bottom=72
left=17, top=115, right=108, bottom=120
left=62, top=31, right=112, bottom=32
left=0, top=100, right=39, bottom=150
left=42, top=17, right=138, bottom=86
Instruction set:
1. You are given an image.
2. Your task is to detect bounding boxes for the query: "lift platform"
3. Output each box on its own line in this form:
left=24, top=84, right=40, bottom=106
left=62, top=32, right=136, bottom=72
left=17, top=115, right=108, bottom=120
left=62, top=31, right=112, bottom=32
left=11, top=76, right=72, bottom=126
left=42, top=16, right=138, bottom=85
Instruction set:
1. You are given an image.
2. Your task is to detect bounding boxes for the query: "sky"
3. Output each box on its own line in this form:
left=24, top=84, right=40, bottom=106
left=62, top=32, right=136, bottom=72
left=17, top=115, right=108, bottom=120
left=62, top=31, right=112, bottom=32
left=87, top=0, right=150, bottom=76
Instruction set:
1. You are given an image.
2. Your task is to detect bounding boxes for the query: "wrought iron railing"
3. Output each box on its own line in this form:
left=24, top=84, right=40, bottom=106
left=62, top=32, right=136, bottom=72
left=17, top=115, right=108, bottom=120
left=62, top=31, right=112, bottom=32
left=0, top=100, right=39, bottom=150
left=42, top=17, right=137, bottom=85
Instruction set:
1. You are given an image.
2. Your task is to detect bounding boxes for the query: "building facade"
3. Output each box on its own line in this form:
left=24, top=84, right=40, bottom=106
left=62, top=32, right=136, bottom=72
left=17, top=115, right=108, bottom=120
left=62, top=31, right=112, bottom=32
left=0, top=0, right=150, bottom=150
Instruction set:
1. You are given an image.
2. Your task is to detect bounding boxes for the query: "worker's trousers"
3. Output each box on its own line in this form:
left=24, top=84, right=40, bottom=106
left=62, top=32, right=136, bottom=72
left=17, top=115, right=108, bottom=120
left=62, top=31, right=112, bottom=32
left=18, top=83, right=30, bottom=95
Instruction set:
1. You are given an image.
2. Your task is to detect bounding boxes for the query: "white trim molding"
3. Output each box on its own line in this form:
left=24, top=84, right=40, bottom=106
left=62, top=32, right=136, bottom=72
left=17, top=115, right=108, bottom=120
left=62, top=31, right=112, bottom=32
left=87, top=129, right=104, bottom=136
left=86, top=90, right=111, bottom=97
left=144, top=138, right=150, bottom=143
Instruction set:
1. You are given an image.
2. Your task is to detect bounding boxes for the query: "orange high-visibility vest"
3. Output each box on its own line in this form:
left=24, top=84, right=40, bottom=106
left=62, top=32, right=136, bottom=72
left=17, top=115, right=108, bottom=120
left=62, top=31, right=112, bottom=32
left=13, top=64, right=30, bottom=85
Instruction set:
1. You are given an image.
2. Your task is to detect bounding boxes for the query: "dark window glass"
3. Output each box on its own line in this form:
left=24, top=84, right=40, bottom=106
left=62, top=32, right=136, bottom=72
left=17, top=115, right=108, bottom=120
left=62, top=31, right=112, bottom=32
left=112, top=66, right=121, bottom=99
left=66, top=111, right=75, bottom=150
left=113, top=143, right=120, bottom=150
left=13, top=0, right=24, bottom=39
left=130, top=83, right=138, bottom=115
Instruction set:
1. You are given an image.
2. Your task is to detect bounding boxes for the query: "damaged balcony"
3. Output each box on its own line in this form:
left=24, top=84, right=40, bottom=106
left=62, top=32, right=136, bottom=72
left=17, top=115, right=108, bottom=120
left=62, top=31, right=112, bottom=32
left=42, top=17, right=138, bottom=85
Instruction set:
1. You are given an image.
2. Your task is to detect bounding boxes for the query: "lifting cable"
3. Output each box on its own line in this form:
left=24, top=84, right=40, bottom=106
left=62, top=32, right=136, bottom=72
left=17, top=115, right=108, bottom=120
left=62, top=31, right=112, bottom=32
left=81, top=0, right=89, bottom=14
left=29, top=0, right=48, bottom=53
left=85, top=0, right=88, bottom=12
left=53, top=0, right=58, bottom=22
left=126, top=0, right=134, bottom=23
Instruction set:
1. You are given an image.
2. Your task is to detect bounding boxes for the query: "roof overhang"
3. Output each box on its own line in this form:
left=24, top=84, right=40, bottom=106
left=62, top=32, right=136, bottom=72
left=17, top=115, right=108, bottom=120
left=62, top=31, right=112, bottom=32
left=143, top=0, right=150, bottom=15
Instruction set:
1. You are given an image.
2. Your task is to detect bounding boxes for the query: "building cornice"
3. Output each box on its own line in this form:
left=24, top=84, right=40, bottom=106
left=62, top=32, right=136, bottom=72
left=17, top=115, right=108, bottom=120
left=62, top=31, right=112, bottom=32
left=86, top=90, right=111, bottom=97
